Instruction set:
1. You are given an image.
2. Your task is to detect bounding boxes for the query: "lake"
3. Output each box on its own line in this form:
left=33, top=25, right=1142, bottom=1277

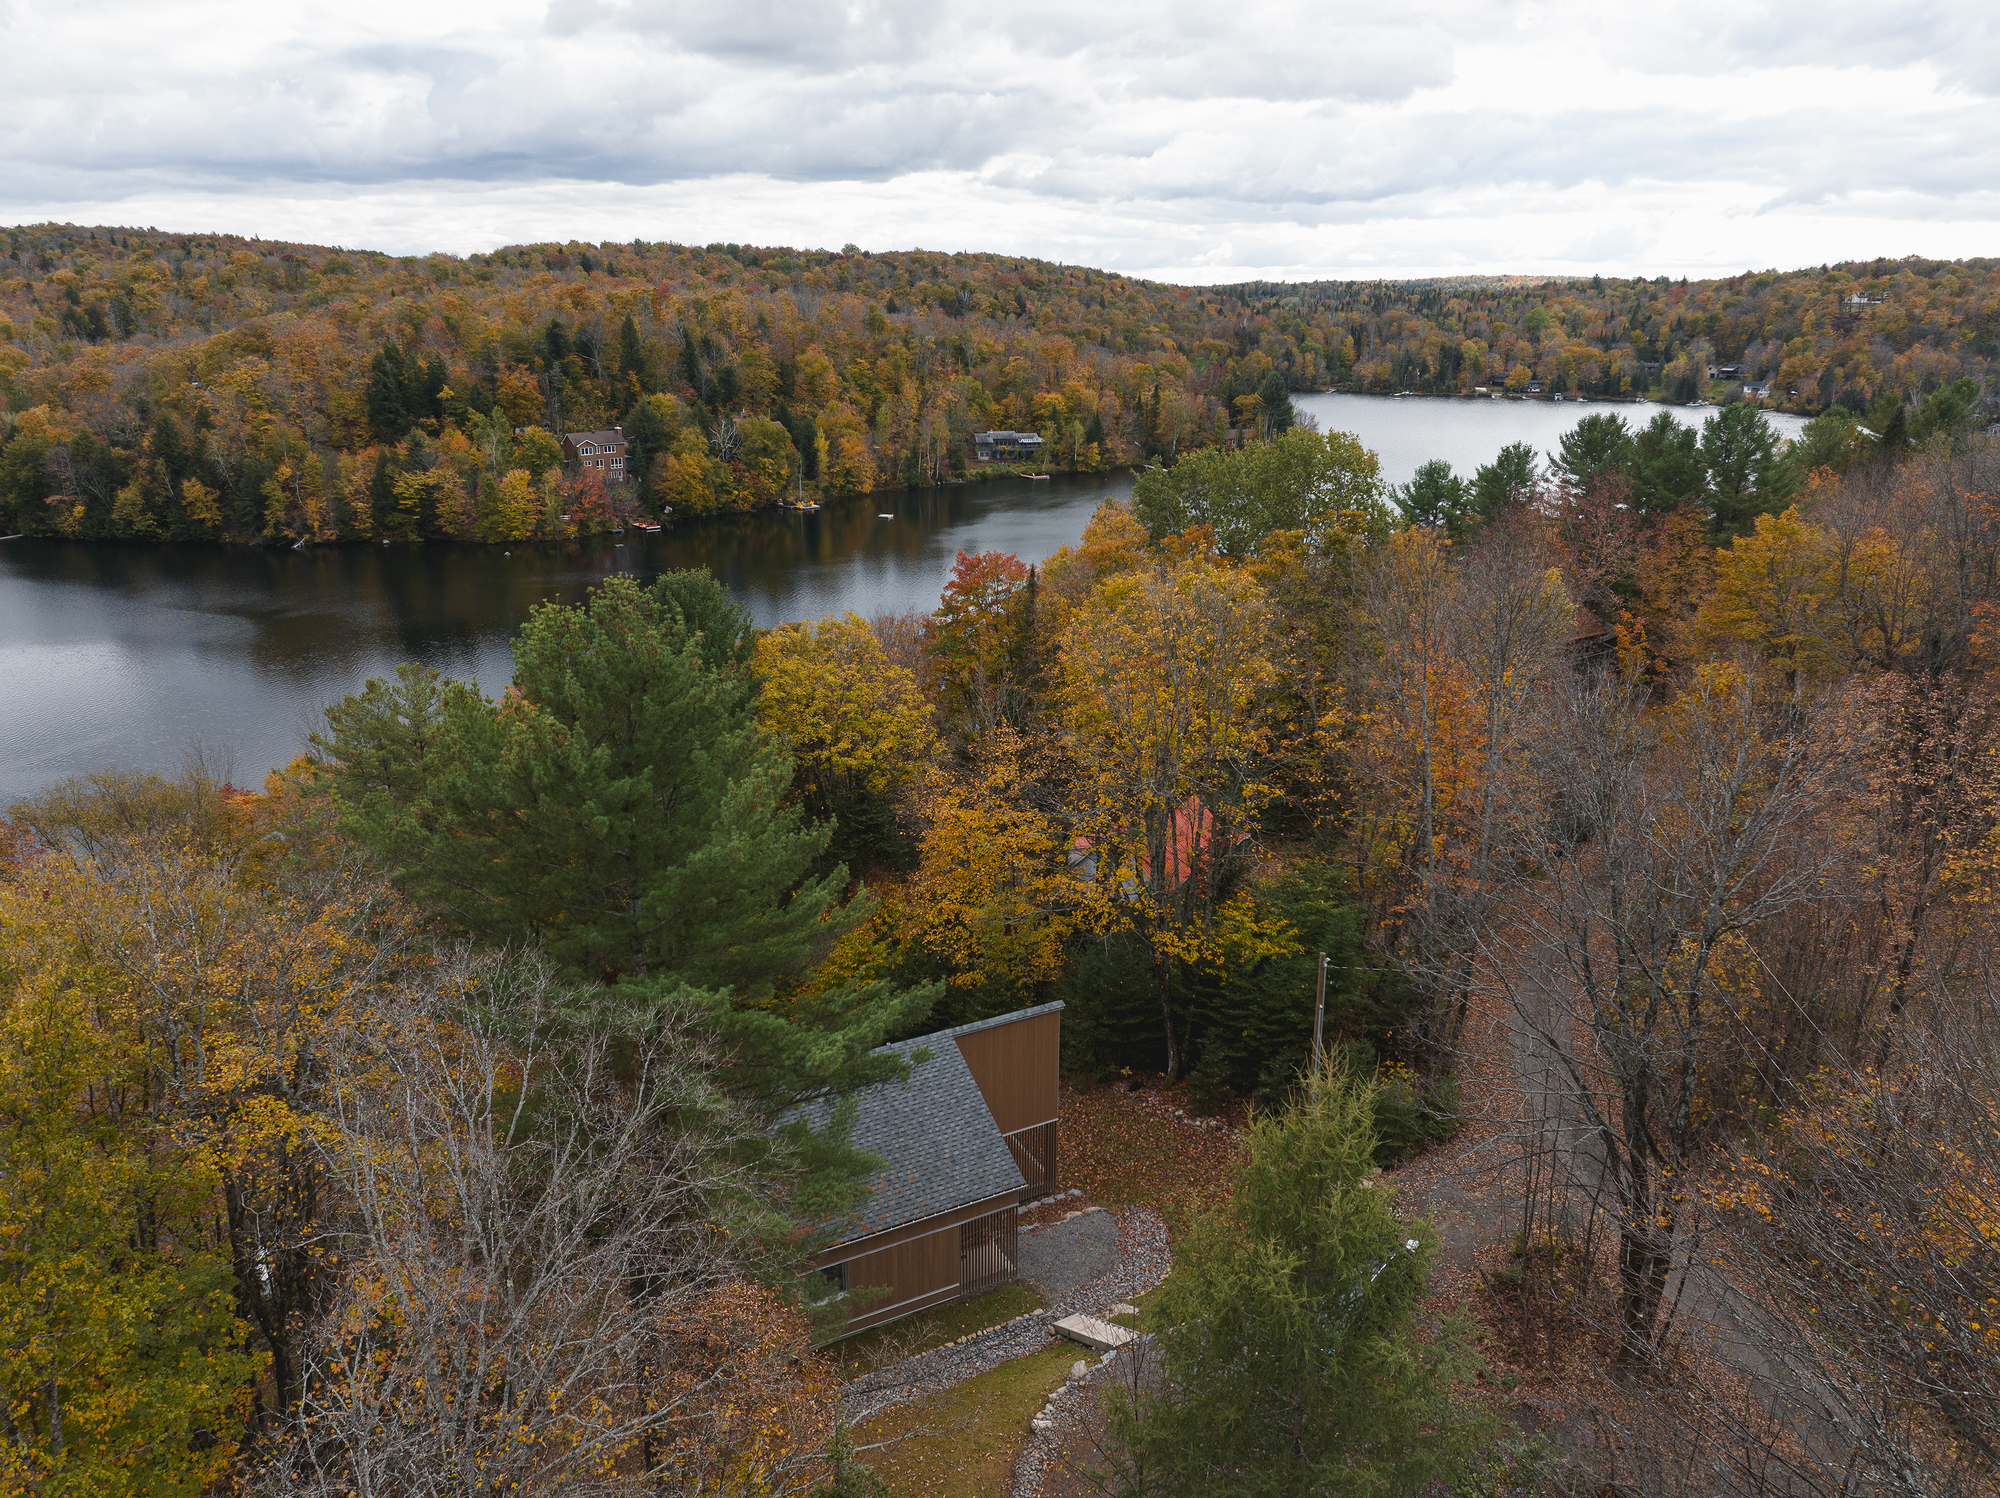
left=0, top=396, right=1807, bottom=803
left=1292, top=392, right=1809, bottom=487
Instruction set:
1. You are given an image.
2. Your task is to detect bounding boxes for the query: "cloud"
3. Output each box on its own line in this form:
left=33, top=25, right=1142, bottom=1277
left=1, top=0, right=1996, bottom=278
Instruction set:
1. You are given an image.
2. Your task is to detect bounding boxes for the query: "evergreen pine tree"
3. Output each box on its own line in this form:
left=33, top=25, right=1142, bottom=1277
left=1255, top=368, right=1296, bottom=434
left=1700, top=404, right=1797, bottom=539
left=1552, top=411, right=1634, bottom=492
left=420, top=352, right=448, bottom=421
left=366, top=344, right=412, bottom=440
left=313, top=571, right=935, bottom=1122
left=618, top=313, right=646, bottom=391
left=1101, top=1068, right=1505, bottom=1496
left=623, top=396, right=674, bottom=505
left=1392, top=458, right=1468, bottom=530
left=1469, top=440, right=1539, bottom=525
left=366, top=449, right=396, bottom=537
left=1629, top=410, right=1708, bottom=520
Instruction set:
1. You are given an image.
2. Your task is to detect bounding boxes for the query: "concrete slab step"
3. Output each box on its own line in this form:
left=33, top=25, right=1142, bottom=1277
left=1052, top=1314, right=1137, bottom=1353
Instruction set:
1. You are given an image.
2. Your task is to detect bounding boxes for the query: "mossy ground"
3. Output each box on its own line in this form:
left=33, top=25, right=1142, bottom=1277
left=824, top=1281, right=1044, bottom=1379
left=854, top=1345, right=1078, bottom=1496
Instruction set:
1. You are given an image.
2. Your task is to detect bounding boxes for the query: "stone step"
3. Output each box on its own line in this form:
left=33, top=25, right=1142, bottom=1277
left=1052, top=1314, right=1138, bottom=1353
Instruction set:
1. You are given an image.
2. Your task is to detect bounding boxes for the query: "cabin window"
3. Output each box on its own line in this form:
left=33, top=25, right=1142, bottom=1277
left=810, top=1260, right=848, bottom=1304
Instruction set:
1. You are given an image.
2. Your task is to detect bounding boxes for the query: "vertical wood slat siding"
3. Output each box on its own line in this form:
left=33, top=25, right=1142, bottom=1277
left=954, top=1010, right=1060, bottom=1136
left=957, top=1207, right=1018, bottom=1298
left=843, top=1230, right=957, bottom=1332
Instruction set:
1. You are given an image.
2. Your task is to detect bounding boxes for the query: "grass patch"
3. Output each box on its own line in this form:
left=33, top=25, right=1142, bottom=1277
left=854, top=1345, right=1077, bottom=1496
left=1107, top=1280, right=1166, bottom=1333
left=825, top=1282, right=1043, bottom=1379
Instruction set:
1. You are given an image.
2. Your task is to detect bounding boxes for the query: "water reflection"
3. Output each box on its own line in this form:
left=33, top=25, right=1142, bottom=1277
left=0, top=472, right=1133, bottom=801
left=1293, top=392, right=1809, bottom=489
left=0, top=396, right=1814, bottom=802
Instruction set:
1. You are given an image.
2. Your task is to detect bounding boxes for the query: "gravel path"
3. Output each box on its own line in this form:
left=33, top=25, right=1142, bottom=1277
left=838, top=1205, right=1170, bottom=1424
left=1008, top=1337, right=1145, bottom=1498
left=1026, top=1204, right=1171, bottom=1317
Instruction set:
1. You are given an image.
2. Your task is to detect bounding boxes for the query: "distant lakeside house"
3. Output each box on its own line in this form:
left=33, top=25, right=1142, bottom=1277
left=562, top=427, right=629, bottom=481
left=973, top=430, right=1046, bottom=462
left=806, top=1003, right=1063, bottom=1337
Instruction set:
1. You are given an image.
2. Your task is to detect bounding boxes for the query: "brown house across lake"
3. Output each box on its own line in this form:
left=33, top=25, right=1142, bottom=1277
left=809, top=1003, right=1062, bottom=1336
left=561, top=427, right=628, bottom=481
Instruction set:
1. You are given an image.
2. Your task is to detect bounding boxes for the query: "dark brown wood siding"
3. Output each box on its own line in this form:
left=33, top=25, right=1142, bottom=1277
left=1003, top=1120, right=1057, bottom=1198
left=840, top=1231, right=958, bottom=1332
left=811, top=1188, right=1019, bottom=1266
left=813, top=1188, right=1023, bottom=1336
left=954, top=1010, right=1060, bottom=1136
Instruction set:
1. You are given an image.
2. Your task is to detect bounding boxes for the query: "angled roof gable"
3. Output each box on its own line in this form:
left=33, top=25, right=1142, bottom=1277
left=804, top=1004, right=1062, bottom=1247
left=829, top=1033, right=1024, bottom=1243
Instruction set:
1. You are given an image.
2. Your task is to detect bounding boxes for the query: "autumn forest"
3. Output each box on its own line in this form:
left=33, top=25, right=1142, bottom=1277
left=3, top=222, right=2000, bottom=1498
left=2, top=221, right=1999, bottom=544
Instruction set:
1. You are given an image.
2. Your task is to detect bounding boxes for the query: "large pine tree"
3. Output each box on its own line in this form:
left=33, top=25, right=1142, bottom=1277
left=313, top=570, right=934, bottom=1129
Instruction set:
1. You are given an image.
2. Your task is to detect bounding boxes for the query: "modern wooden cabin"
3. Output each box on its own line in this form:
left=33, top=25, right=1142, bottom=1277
left=810, top=1002, right=1062, bottom=1336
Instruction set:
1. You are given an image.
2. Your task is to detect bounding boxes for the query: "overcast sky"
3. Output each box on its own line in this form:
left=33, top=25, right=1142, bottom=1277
left=4, top=0, right=1997, bottom=282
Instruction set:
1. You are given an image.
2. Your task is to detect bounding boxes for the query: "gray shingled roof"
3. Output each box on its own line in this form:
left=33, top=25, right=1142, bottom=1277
left=826, top=1033, right=1025, bottom=1246
left=797, top=1004, right=1064, bottom=1249
left=916, top=1000, right=1064, bottom=1048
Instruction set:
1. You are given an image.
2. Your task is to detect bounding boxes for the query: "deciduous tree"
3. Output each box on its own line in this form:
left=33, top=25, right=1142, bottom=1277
left=1060, top=553, right=1277, bottom=1075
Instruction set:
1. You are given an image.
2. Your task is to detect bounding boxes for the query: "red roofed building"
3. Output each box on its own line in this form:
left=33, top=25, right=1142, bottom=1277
left=1068, top=798, right=1246, bottom=890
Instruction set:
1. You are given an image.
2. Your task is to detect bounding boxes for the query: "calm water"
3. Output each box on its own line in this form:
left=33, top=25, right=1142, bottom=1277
left=0, top=397, right=1807, bottom=802
left=0, top=474, right=1134, bottom=803
left=1293, top=392, right=1810, bottom=488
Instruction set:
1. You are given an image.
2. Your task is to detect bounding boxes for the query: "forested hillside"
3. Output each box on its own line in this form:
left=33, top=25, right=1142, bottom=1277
left=1, top=221, right=1995, bottom=546
left=5, top=361, right=1999, bottom=1490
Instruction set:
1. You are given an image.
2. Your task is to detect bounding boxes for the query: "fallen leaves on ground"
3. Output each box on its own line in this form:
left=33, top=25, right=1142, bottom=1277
left=1058, top=1080, right=1250, bottom=1241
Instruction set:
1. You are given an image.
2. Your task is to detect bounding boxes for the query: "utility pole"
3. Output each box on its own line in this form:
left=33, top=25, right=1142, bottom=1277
left=1312, top=952, right=1329, bottom=1089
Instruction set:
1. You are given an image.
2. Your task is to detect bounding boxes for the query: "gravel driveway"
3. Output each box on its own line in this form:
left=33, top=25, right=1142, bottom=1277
left=1020, top=1210, right=1119, bottom=1306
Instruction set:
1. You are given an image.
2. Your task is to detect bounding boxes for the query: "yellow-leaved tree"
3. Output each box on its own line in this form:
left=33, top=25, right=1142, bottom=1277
left=754, top=612, right=936, bottom=875
left=1694, top=505, right=1848, bottom=677
left=1059, top=551, right=1277, bottom=1075
left=0, top=899, right=258, bottom=1497
left=0, top=766, right=411, bottom=1486
left=902, top=728, right=1081, bottom=1014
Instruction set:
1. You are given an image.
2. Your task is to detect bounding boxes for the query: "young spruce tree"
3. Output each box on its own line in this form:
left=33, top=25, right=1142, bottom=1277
left=1102, top=1066, right=1504, bottom=1497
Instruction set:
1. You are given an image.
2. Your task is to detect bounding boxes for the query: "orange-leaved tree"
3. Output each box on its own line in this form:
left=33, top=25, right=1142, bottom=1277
left=924, top=549, right=1047, bottom=740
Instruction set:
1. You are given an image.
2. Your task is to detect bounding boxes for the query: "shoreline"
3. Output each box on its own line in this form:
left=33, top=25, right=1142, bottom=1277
left=1, top=465, right=1139, bottom=552
left=1309, top=384, right=1809, bottom=414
